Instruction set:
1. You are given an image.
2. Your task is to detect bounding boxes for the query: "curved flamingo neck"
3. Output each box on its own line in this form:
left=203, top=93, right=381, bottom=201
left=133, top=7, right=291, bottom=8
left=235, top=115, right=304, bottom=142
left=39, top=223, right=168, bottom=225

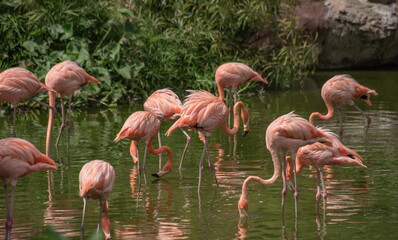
left=309, top=101, right=334, bottom=124
left=238, top=148, right=281, bottom=215
left=101, top=201, right=111, bottom=240
left=148, top=138, right=173, bottom=172
left=217, top=83, right=225, bottom=100
left=46, top=91, right=57, bottom=156
left=221, top=102, right=248, bottom=136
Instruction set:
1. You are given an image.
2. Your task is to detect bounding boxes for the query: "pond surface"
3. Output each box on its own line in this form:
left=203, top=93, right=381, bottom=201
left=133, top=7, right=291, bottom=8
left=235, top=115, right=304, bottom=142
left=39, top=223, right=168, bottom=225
left=0, top=71, right=397, bottom=239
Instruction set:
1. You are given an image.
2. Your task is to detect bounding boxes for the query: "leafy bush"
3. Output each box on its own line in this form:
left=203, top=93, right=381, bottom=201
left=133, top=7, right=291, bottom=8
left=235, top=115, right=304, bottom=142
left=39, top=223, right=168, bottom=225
left=0, top=0, right=318, bottom=107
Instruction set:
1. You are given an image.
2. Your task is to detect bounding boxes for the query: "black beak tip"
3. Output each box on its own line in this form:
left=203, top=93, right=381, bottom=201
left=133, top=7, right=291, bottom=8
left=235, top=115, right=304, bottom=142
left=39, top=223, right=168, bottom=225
left=151, top=173, right=160, bottom=178
left=242, top=131, right=249, bottom=137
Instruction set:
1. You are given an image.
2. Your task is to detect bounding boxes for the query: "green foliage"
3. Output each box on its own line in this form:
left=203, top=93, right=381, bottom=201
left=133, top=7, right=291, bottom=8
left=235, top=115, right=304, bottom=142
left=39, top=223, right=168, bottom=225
left=0, top=0, right=318, bottom=107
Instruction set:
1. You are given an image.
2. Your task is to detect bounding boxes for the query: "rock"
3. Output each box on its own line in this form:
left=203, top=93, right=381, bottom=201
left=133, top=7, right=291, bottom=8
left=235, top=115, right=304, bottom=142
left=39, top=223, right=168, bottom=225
left=297, top=0, right=398, bottom=69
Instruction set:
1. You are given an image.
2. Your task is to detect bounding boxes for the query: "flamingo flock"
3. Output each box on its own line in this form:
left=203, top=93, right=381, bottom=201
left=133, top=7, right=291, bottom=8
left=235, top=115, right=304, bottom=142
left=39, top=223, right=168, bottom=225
left=0, top=61, right=376, bottom=239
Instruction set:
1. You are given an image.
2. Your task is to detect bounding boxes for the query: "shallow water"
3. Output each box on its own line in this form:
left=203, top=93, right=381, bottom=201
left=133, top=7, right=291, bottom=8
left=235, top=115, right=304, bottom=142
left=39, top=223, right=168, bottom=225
left=0, top=71, right=397, bottom=239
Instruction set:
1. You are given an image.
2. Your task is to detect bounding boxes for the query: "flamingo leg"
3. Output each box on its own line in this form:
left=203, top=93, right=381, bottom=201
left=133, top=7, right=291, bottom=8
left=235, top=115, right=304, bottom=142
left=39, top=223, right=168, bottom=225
left=157, top=132, right=163, bottom=171
left=319, top=170, right=327, bottom=202
left=198, top=135, right=209, bottom=193
left=281, top=153, right=288, bottom=219
left=228, top=88, right=233, bottom=128
left=12, top=106, right=17, bottom=137
left=97, top=200, right=104, bottom=233
left=233, top=89, right=238, bottom=105
left=178, top=128, right=191, bottom=169
left=67, top=97, right=72, bottom=147
left=5, top=181, right=16, bottom=240
left=80, top=197, right=87, bottom=239
left=142, top=143, right=148, bottom=171
left=353, top=103, right=372, bottom=132
left=29, top=98, right=57, bottom=113
left=337, top=106, right=344, bottom=137
left=205, top=144, right=219, bottom=187
left=292, top=152, right=299, bottom=218
left=3, top=180, right=11, bottom=240
left=316, top=170, right=322, bottom=203
left=56, top=97, right=66, bottom=146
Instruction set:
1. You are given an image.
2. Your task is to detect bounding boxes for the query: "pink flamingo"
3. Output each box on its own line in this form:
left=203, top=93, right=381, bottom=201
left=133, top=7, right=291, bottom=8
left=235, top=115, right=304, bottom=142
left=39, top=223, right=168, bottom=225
left=79, top=160, right=115, bottom=240
left=166, top=90, right=250, bottom=192
left=0, top=67, right=56, bottom=137
left=144, top=89, right=191, bottom=169
left=237, top=112, right=331, bottom=218
left=45, top=61, right=100, bottom=155
left=114, top=111, right=173, bottom=178
left=285, top=142, right=366, bottom=204
left=215, top=62, right=268, bottom=104
left=309, top=74, right=378, bottom=134
left=0, top=137, right=57, bottom=240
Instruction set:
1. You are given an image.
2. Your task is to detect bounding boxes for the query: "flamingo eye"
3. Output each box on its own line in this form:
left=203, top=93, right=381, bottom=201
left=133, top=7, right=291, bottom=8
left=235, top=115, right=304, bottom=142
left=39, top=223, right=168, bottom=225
left=359, top=95, right=368, bottom=100
left=347, top=154, right=355, bottom=159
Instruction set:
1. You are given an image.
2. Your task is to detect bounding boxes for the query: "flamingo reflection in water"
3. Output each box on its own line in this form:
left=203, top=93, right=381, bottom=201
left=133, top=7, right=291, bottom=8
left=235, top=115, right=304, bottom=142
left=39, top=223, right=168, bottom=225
left=113, top=165, right=190, bottom=239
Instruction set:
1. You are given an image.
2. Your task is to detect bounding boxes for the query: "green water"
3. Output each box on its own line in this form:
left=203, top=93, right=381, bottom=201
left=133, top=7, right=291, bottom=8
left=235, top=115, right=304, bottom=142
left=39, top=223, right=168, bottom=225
left=0, top=71, right=397, bottom=239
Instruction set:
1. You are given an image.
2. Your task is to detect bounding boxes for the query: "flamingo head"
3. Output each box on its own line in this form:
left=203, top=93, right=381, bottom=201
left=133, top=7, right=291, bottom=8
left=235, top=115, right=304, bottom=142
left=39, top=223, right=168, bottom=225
left=333, top=146, right=367, bottom=168
left=357, top=89, right=378, bottom=106
left=240, top=104, right=250, bottom=136
left=237, top=195, right=249, bottom=218
left=250, top=73, right=268, bottom=84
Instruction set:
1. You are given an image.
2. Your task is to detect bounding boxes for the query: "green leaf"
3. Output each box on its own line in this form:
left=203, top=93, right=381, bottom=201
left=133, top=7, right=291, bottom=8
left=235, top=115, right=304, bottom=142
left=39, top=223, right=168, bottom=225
left=22, top=41, right=38, bottom=53
left=116, top=65, right=131, bottom=80
left=60, top=23, right=73, bottom=40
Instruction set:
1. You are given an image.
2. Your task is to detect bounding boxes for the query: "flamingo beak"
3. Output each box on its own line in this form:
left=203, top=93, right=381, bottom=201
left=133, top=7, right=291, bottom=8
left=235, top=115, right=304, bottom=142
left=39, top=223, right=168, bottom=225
left=242, top=130, right=249, bottom=137
left=239, top=208, right=249, bottom=218
left=152, top=170, right=170, bottom=178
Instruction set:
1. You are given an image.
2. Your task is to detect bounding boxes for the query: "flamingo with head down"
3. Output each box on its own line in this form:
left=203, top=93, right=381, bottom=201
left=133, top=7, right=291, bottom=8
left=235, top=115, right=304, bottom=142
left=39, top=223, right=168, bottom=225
left=114, top=111, right=173, bottom=178
left=0, top=67, right=56, bottom=137
left=166, top=90, right=250, bottom=192
left=0, top=137, right=57, bottom=240
left=144, top=89, right=191, bottom=169
left=237, top=112, right=332, bottom=219
left=45, top=61, right=100, bottom=155
left=309, top=74, right=377, bottom=135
